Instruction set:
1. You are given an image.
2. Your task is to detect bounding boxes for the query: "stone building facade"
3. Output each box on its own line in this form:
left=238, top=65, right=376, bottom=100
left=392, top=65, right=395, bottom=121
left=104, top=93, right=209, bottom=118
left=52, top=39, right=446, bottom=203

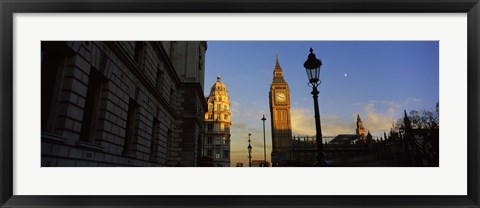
left=203, top=76, right=232, bottom=167
left=41, top=41, right=207, bottom=167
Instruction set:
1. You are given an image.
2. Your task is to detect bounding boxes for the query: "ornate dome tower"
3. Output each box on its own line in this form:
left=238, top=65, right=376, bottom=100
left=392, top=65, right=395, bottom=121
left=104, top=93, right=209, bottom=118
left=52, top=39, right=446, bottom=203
left=203, top=75, right=232, bottom=167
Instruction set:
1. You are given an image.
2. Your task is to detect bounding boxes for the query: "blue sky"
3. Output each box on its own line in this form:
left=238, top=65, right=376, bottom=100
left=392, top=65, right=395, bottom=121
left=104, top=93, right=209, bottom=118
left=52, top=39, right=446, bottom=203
left=203, top=41, right=439, bottom=166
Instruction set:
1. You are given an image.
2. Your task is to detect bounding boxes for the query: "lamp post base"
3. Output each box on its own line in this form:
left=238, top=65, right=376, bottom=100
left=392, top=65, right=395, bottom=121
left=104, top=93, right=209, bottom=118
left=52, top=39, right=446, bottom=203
left=314, top=159, right=329, bottom=167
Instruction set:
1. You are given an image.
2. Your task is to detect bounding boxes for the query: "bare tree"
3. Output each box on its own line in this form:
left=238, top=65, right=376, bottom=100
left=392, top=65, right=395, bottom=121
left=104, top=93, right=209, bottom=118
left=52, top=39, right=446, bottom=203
left=393, top=102, right=439, bottom=131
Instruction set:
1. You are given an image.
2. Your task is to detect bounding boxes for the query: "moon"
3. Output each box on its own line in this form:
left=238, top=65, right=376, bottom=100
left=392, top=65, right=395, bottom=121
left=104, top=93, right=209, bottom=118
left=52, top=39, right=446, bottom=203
left=344, top=73, right=348, bottom=77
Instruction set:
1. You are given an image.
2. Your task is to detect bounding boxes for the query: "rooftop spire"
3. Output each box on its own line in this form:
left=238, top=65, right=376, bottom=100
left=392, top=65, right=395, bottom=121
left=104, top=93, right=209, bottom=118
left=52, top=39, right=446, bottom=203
left=217, top=75, right=221, bottom=81
left=275, top=50, right=282, bottom=69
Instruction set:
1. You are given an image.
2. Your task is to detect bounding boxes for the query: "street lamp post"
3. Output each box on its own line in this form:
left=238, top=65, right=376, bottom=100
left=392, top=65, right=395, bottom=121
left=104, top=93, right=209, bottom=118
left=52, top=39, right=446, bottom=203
left=303, top=48, right=328, bottom=167
left=248, top=133, right=252, bottom=167
left=261, top=115, right=267, bottom=167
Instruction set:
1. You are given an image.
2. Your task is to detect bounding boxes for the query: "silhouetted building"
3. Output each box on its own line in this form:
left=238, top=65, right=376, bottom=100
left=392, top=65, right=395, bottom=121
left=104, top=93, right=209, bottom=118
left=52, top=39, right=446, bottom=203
left=251, top=160, right=271, bottom=167
left=291, top=136, right=317, bottom=166
left=330, top=134, right=359, bottom=144
left=41, top=41, right=207, bottom=167
left=290, top=115, right=370, bottom=166
left=203, top=75, right=232, bottom=167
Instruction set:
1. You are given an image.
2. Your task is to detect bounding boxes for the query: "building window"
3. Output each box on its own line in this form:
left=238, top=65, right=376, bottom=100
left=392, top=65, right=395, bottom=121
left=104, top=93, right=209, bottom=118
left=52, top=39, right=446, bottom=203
left=216, top=114, right=221, bottom=120
left=207, top=124, right=213, bottom=132
left=215, top=137, right=221, bottom=145
left=225, top=124, right=230, bottom=132
left=149, top=118, right=160, bottom=161
left=207, top=136, right=213, bottom=145
left=217, top=104, right=221, bottom=110
left=206, top=150, right=212, bottom=157
left=123, top=98, right=140, bottom=156
left=224, top=114, right=228, bottom=120
left=170, top=88, right=175, bottom=104
left=80, top=68, right=107, bottom=143
left=215, top=152, right=221, bottom=159
left=156, top=64, right=164, bottom=91
left=223, top=136, right=228, bottom=145
left=41, top=43, right=69, bottom=133
left=133, top=41, right=145, bottom=66
left=219, top=96, right=222, bottom=101
left=208, top=104, right=212, bottom=111
left=169, top=41, right=176, bottom=61
left=208, top=114, right=213, bottom=120
left=166, top=129, right=173, bottom=164
left=224, top=105, right=227, bottom=110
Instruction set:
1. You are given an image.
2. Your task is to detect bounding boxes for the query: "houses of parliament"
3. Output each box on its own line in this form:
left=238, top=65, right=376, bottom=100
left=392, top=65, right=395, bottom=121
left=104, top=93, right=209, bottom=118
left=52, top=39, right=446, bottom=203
left=268, top=54, right=424, bottom=167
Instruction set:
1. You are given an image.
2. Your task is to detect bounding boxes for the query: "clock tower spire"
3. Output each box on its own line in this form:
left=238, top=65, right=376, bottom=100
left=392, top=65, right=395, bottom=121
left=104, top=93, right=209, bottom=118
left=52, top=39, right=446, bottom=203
left=356, top=114, right=367, bottom=142
left=269, top=52, right=293, bottom=166
left=275, top=50, right=281, bottom=69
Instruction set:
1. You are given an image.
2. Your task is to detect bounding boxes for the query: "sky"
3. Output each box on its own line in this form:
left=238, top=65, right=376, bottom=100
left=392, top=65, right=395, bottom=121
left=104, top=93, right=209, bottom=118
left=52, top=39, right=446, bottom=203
left=203, top=41, right=439, bottom=167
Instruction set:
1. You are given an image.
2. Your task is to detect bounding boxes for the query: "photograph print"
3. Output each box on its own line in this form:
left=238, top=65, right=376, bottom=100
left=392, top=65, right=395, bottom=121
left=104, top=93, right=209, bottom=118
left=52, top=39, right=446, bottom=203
left=41, top=41, right=439, bottom=167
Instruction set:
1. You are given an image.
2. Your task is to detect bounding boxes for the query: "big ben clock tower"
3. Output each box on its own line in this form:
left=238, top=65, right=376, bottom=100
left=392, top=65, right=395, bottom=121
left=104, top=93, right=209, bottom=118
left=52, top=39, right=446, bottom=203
left=269, top=52, right=293, bottom=166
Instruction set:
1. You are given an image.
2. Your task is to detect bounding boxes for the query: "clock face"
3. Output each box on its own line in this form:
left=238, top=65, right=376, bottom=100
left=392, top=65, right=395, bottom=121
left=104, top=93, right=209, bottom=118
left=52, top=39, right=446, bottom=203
left=275, top=92, right=286, bottom=103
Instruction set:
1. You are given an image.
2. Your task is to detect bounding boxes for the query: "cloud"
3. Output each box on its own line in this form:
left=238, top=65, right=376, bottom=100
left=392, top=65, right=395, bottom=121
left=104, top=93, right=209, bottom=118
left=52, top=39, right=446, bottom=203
left=355, top=98, right=430, bottom=137
left=361, top=101, right=399, bottom=136
left=290, top=108, right=354, bottom=137
left=230, top=101, right=241, bottom=114
left=290, top=108, right=316, bottom=135
left=412, top=98, right=423, bottom=103
left=382, top=100, right=402, bottom=109
left=232, top=122, right=247, bottom=130
left=364, top=103, right=376, bottom=112
left=229, top=120, right=273, bottom=166
left=290, top=102, right=405, bottom=139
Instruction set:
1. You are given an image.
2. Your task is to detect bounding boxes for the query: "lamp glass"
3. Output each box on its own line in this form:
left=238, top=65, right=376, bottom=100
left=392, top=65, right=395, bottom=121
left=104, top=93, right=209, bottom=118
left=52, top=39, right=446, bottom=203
left=305, top=67, right=320, bottom=84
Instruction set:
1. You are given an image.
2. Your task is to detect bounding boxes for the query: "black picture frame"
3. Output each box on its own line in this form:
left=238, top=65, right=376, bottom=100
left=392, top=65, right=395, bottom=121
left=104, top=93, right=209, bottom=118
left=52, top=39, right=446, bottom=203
left=1, top=0, right=479, bottom=207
